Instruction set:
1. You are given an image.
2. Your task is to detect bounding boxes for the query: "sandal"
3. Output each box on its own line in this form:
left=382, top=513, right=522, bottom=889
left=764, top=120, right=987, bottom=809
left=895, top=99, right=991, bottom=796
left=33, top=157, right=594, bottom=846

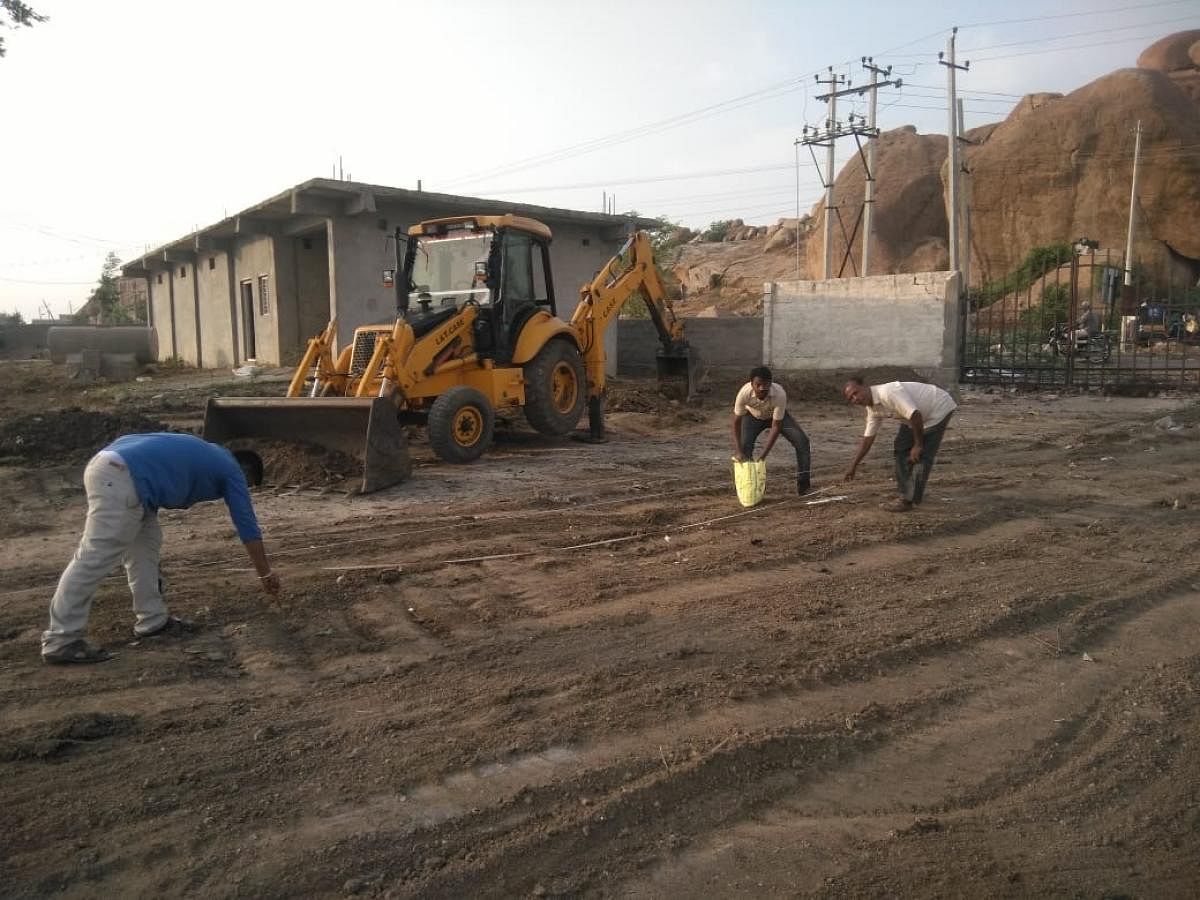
left=133, top=615, right=197, bottom=640
left=43, top=639, right=113, bottom=665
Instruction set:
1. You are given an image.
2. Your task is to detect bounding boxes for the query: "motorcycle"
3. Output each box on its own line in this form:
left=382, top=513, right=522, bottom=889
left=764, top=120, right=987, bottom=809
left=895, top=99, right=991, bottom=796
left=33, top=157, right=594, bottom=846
left=1046, top=324, right=1112, bottom=364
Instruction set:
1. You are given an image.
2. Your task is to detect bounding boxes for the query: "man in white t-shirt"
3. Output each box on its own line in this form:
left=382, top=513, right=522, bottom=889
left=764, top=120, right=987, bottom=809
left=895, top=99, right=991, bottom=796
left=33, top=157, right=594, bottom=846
left=842, top=378, right=957, bottom=512
left=731, top=366, right=812, bottom=494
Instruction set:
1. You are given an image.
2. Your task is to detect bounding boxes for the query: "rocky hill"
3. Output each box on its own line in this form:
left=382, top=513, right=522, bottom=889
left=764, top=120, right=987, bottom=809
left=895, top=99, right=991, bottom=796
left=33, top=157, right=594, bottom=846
left=666, top=31, right=1200, bottom=311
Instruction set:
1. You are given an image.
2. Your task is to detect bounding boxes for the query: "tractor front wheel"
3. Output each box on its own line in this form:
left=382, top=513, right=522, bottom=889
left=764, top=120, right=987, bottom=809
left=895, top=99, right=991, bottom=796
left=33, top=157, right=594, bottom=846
left=428, top=386, right=495, bottom=464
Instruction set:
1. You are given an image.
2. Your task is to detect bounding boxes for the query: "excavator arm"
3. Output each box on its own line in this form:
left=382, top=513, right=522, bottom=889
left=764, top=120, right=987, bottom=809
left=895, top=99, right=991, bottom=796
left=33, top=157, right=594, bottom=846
left=571, top=230, right=698, bottom=397
left=569, top=230, right=700, bottom=440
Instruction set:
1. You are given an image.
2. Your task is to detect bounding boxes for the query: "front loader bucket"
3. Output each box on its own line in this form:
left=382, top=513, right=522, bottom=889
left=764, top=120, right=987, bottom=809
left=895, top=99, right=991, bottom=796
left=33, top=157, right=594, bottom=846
left=656, top=343, right=704, bottom=401
left=203, top=397, right=412, bottom=494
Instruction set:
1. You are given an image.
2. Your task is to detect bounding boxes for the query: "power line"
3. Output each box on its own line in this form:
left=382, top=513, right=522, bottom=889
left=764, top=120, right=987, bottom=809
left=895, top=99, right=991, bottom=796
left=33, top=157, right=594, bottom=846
left=970, top=30, right=1199, bottom=64
left=0, top=221, right=141, bottom=247
left=886, top=8, right=1196, bottom=59
left=480, top=162, right=800, bottom=195
left=903, top=83, right=1026, bottom=97
left=478, top=138, right=1199, bottom=211
left=960, top=13, right=1199, bottom=54
left=959, top=0, right=1195, bottom=30
left=442, top=78, right=809, bottom=190
left=0, top=276, right=97, bottom=285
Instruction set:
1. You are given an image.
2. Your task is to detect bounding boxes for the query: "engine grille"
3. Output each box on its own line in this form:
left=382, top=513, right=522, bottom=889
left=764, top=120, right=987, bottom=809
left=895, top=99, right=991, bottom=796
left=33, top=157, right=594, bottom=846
left=350, top=330, right=381, bottom=376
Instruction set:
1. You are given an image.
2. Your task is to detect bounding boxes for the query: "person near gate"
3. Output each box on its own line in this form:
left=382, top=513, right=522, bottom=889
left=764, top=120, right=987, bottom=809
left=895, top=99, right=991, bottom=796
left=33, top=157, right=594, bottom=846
left=1074, top=301, right=1100, bottom=344
left=841, top=378, right=957, bottom=512
left=731, top=366, right=813, bottom=495
left=41, top=432, right=280, bottom=665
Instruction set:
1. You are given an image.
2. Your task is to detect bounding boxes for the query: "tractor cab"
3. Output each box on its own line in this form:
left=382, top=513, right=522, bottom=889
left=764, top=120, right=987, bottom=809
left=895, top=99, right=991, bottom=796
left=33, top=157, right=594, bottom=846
left=398, top=215, right=556, bottom=361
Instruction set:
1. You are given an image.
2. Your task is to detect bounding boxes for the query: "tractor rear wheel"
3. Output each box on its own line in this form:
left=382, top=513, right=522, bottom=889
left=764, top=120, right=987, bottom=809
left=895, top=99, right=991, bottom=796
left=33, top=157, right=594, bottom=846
left=523, top=339, right=586, bottom=436
left=428, top=386, right=495, bottom=463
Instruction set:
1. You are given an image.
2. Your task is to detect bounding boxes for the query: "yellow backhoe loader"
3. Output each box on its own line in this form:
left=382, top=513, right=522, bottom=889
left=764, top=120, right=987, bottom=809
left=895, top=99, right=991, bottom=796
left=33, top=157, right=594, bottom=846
left=203, top=214, right=699, bottom=492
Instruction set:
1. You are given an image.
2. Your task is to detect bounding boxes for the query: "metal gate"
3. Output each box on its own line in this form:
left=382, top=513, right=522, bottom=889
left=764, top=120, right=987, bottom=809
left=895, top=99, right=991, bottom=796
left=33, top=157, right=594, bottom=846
left=962, top=248, right=1200, bottom=391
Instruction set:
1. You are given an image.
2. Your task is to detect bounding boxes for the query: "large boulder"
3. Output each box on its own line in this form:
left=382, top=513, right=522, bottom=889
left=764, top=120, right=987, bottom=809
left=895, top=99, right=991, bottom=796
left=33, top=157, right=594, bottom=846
left=806, top=125, right=950, bottom=277
left=800, top=32, right=1200, bottom=289
left=1137, top=30, right=1200, bottom=72
left=764, top=226, right=796, bottom=252
left=959, top=59, right=1200, bottom=288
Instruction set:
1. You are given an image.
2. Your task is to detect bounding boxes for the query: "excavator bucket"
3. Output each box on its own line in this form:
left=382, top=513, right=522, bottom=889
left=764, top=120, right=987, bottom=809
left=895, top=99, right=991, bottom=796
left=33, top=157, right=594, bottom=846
left=203, top=397, right=412, bottom=494
left=656, top=343, right=703, bottom=401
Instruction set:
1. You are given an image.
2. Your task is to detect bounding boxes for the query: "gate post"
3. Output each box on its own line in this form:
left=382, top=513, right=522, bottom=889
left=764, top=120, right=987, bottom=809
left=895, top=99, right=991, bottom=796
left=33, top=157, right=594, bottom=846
left=1066, top=252, right=1079, bottom=387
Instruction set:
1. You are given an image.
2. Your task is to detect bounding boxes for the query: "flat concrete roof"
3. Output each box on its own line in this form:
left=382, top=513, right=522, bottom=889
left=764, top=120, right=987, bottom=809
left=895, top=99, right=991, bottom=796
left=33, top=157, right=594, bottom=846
left=122, top=178, right=659, bottom=276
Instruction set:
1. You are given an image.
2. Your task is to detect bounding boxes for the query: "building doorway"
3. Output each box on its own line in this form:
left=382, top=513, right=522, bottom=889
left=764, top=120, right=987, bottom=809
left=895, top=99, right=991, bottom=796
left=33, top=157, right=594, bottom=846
left=240, top=280, right=256, bottom=360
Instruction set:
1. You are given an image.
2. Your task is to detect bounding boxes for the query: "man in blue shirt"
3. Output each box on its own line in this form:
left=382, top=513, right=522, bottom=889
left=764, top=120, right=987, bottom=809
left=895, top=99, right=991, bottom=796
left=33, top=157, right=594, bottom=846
left=41, top=433, right=280, bottom=664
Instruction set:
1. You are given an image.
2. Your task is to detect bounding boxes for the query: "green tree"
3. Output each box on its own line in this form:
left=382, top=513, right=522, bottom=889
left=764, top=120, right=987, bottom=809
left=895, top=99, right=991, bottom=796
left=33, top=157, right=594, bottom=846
left=88, top=251, right=138, bottom=324
left=1, top=1, right=47, bottom=57
left=702, top=220, right=734, bottom=242
left=637, top=214, right=694, bottom=256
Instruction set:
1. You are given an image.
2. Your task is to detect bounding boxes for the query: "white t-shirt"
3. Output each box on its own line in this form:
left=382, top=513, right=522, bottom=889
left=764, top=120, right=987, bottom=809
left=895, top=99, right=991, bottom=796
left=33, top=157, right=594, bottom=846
left=863, top=381, right=957, bottom=437
left=733, top=382, right=786, bottom=421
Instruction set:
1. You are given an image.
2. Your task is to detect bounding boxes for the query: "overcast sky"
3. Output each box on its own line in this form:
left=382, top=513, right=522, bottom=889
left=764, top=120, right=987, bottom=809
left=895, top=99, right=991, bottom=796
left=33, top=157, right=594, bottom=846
left=1, top=0, right=1194, bottom=319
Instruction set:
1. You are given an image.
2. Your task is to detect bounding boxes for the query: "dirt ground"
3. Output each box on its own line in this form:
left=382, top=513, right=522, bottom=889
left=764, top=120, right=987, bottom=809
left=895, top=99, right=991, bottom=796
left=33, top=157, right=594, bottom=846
left=2, top=359, right=1199, bottom=898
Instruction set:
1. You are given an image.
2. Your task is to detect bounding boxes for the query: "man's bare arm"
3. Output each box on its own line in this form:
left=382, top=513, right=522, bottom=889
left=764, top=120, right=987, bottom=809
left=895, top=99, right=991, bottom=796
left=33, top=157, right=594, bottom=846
left=844, top=435, right=876, bottom=480
left=243, top=539, right=280, bottom=595
left=908, top=410, right=925, bottom=463
left=732, top=414, right=746, bottom=461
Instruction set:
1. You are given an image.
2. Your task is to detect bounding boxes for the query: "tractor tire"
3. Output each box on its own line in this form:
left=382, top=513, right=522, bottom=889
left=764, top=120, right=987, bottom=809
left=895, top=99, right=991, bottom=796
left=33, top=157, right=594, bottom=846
left=428, top=386, right=495, bottom=464
left=523, top=339, right=586, bottom=437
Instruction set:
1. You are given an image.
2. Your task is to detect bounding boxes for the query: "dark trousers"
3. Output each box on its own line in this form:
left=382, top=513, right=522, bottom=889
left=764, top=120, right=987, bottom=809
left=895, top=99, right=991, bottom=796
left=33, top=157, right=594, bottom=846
left=893, top=413, right=952, bottom=504
left=740, top=413, right=811, bottom=486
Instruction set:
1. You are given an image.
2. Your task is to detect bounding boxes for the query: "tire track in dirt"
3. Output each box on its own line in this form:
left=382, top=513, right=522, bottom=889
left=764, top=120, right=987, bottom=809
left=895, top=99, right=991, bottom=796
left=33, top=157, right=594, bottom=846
left=209, top=587, right=1200, bottom=898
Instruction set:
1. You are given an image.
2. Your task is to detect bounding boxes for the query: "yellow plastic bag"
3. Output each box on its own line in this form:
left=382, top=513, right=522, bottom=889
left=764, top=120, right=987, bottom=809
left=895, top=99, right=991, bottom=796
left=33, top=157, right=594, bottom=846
left=732, top=457, right=767, bottom=507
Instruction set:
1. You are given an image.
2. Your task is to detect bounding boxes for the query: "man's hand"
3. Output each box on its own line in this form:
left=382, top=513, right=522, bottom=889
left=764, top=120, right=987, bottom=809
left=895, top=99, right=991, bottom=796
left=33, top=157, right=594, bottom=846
left=908, top=444, right=923, bottom=464
left=733, top=452, right=746, bottom=463
left=843, top=466, right=857, bottom=482
left=259, top=572, right=281, bottom=596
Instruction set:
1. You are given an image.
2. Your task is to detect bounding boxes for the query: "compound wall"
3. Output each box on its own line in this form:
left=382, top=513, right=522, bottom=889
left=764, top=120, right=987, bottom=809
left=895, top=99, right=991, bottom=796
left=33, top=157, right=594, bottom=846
left=616, top=317, right=763, bottom=376
left=763, top=272, right=961, bottom=384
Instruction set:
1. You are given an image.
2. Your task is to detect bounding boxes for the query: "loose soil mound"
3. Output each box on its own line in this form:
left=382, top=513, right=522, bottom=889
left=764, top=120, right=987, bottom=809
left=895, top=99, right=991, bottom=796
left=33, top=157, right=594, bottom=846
left=241, top=440, right=361, bottom=488
left=607, top=383, right=665, bottom=413
left=0, top=408, right=167, bottom=465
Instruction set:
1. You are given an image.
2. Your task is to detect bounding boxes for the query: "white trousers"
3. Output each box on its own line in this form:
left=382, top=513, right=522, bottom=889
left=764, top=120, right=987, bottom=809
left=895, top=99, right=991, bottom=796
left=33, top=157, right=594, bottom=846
left=41, top=451, right=169, bottom=654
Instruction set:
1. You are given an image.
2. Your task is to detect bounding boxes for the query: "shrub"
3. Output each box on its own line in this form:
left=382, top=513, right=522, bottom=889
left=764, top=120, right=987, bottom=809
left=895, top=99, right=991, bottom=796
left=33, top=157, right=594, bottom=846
left=976, top=242, right=1074, bottom=304
left=701, top=220, right=734, bottom=243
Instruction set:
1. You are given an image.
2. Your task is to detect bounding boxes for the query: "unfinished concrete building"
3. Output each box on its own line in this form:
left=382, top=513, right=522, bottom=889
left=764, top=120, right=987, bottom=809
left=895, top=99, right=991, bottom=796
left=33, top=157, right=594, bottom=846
left=121, top=179, right=653, bottom=368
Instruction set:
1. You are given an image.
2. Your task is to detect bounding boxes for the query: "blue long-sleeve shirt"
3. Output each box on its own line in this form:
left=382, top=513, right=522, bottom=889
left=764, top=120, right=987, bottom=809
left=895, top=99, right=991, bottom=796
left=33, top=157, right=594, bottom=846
left=106, top=433, right=263, bottom=543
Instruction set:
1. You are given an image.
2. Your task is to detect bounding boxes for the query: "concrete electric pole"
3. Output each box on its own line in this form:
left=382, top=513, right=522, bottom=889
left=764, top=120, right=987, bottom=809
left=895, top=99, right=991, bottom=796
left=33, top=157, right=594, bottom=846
left=860, top=58, right=902, bottom=277
left=817, top=69, right=845, bottom=280
left=798, top=63, right=900, bottom=279
left=939, top=29, right=969, bottom=283
left=956, top=97, right=971, bottom=292
left=1124, top=120, right=1143, bottom=288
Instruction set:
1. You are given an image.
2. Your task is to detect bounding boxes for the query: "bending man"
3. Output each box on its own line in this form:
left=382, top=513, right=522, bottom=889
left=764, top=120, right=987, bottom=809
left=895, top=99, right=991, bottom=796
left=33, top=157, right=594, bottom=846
left=42, top=432, right=279, bottom=664
left=732, top=365, right=812, bottom=495
left=842, top=378, right=957, bottom=512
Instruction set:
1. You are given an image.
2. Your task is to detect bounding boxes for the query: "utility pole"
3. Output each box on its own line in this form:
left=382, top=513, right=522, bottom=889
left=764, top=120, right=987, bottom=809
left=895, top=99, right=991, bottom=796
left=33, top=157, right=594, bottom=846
left=860, top=58, right=902, bottom=276
left=939, top=29, right=969, bottom=282
left=794, top=141, right=802, bottom=279
left=818, top=70, right=844, bottom=279
left=1124, top=120, right=1143, bottom=288
left=956, top=97, right=971, bottom=292
left=798, top=64, right=900, bottom=280
left=806, top=69, right=844, bottom=280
